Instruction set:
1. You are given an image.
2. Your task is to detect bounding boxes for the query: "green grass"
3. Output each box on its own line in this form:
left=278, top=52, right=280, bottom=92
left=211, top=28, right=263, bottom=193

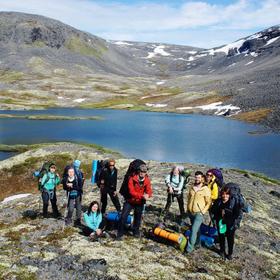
left=65, top=36, right=108, bottom=58
left=0, top=114, right=103, bottom=121
left=0, top=71, right=24, bottom=83
left=231, top=169, right=280, bottom=185
left=3, top=153, right=73, bottom=175
left=42, top=227, right=76, bottom=244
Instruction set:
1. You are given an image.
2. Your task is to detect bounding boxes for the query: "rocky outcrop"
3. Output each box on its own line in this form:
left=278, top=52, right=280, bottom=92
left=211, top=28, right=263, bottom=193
left=0, top=143, right=279, bottom=279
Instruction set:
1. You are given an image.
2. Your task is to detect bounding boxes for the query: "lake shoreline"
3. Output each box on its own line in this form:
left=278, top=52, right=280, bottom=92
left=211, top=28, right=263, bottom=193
left=1, top=142, right=279, bottom=185
left=0, top=105, right=276, bottom=133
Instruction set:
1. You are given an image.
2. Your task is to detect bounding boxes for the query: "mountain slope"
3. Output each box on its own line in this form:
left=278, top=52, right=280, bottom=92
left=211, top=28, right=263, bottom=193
left=0, top=12, right=279, bottom=130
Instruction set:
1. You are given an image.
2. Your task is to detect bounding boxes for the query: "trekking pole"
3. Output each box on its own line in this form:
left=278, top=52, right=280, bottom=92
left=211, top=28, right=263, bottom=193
left=63, top=192, right=70, bottom=230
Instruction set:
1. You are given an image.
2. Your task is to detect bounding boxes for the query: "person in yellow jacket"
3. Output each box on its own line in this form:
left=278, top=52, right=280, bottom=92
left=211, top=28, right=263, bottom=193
left=186, top=171, right=212, bottom=253
left=206, top=170, right=219, bottom=226
left=206, top=170, right=219, bottom=200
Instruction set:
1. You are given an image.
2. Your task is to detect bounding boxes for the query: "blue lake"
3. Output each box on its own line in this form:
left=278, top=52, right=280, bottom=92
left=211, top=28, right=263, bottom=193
left=0, top=108, right=280, bottom=179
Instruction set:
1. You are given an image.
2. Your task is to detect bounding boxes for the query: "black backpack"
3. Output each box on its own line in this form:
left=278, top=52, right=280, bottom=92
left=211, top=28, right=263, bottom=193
left=226, top=182, right=251, bottom=227
left=119, top=159, right=146, bottom=199
left=34, top=161, right=54, bottom=191
left=95, top=160, right=109, bottom=186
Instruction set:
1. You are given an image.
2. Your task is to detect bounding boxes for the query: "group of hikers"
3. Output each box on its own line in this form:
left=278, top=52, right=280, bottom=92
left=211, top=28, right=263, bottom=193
left=37, top=158, right=247, bottom=261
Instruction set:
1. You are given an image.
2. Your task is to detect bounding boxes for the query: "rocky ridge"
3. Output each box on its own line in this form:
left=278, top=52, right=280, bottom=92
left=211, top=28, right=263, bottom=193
left=0, top=143, right=279, bottom=279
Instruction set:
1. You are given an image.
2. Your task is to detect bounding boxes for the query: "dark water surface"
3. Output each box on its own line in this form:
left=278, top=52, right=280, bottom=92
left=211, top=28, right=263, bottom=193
left=0, top=108, right=279, bottom=179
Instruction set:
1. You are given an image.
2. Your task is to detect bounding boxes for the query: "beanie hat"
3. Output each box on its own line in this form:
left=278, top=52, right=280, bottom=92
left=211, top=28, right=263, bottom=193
left=73, top=159, right=81, bottom=168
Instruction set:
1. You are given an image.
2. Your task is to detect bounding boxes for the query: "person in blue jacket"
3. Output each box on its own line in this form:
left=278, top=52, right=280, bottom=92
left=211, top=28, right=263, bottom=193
left=40, top=163, right=61, bottom=218
left=83, top=201, right=103, bottom=241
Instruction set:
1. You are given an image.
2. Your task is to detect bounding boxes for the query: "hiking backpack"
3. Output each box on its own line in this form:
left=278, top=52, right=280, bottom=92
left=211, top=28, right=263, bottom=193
left=225, top=182, right=251, bottom=227
left=119, top=159, right=146, bottom=199
left=95, top=160, right=109, bottom=186
left=33, top=161, right=53, bottom=191
left=208, top=168, right=224, bottom=189
left=169, top=167, right=191, bottom=190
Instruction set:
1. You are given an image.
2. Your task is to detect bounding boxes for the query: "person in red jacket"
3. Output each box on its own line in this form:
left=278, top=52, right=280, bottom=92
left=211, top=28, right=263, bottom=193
left=116, top=164, right=152, bottom=240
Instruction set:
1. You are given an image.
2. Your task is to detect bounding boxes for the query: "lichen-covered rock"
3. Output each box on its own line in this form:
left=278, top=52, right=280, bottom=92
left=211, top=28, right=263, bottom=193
left=0, top=144, right=280, bottom=279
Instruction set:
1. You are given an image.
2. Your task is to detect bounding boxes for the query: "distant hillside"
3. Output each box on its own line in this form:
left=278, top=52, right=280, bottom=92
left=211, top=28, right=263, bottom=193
left=0, top=12, right=280, bottom=130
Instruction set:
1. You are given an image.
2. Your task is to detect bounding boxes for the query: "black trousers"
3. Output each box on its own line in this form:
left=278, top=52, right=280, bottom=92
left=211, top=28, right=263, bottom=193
left=42, top=189, right=59, bottom=217
left=100, top=187, right=121, bottom=214
left=218, top=227, right=236, bottom=256
left=164, top=192, right=185, bottom=217
left=83, top=220, right=106, bottom=236
left=117, top=201, right=144, bottom=237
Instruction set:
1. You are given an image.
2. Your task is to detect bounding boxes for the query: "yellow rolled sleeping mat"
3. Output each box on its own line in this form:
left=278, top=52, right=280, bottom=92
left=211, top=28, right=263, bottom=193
left=153, top=227, right=187, bottom=252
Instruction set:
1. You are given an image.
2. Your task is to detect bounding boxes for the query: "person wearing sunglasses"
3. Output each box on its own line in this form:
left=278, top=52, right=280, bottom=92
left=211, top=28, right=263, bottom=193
left=99, top=159, right=121, bottom=214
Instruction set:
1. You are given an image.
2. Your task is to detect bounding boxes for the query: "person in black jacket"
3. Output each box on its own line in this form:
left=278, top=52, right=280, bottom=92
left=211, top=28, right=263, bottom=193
left=63, top=167, right=83, bottom=226
left=212, top=186, right=240, bottom=260
left=99, top=159, right=121, bottom=214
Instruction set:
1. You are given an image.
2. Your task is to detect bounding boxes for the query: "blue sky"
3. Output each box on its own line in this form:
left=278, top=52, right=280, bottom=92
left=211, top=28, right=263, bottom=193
left=0, top=0, right=279, bottom=48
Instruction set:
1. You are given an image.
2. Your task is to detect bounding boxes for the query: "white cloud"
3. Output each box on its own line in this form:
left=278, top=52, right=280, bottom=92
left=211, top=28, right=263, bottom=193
left=0, top=0, right=279, bottom=47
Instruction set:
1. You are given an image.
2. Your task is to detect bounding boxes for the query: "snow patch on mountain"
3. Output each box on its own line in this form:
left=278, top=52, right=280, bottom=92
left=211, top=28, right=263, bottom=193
left=176, top=102, right=240, bottom=115
left=145, top=103, right=167, bottom=108
left=207, top=39, right=245, bottom=55
left=73, top=98, right=86, bottom=103
left=114, top=41, right=133, bottom=46
left=265, top=36, right=280, bottom=46
left=146, top=46, right=171, bottom=59
left=245, top=61, right=254, bottom=65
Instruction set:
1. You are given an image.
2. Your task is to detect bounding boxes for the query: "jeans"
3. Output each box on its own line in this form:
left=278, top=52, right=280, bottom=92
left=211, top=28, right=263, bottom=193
left=117, top=201, right=144, bottom=237
left=186, top=213, right=204, bottom=253
left=65, top=194, right=82, bottom=224
left=164, top=192, right=185, bottom=217
left=100, top=187, right=121, bottom=214
left=42, top=189, right=59, bottom=217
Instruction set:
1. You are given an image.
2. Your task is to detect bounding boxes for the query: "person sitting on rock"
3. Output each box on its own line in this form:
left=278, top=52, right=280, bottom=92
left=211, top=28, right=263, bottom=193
left=186, top=171, right=212, bottom=253
left=83, top=201, right=104, bottom=241
left=212, top=186, right=240, bottom=260
left=98, top=159, right=121, bottom=214
left=63, top=167, right=82, bottom=226
left=40, top=163, right=61, bottom=218
left=163, top=166, right=185, bottom=222
left=117, top=164, right=152, bottom=240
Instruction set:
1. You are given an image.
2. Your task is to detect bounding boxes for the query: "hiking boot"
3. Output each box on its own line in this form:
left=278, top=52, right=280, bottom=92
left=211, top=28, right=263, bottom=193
left=227, top=254, right=233, bottom=261
left=133, top=232, right=141, bottom=239
left=53, top=212, right=62, bottom=219
left=74, top=220, right=82, bottom=227
left=115, top=235, right=123, bottom=241
left=219, top=251, right=226, bottom=260
left=65, top=219, right=72, bottom=227
left=89, top=233, right=98, bottom=242
left=102, top=231, right=110, bottom=238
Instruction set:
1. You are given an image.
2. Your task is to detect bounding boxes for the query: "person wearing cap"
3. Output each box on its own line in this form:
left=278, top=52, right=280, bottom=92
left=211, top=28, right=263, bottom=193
left=117, top=164, right=152, bottom=240
left=212, top=186, right=240, bottom=260
left=186, top=171, right=212, bottom=253
left=98, top=159, right=121, bottom=214
left=40, top=163, right=61, bottom=218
